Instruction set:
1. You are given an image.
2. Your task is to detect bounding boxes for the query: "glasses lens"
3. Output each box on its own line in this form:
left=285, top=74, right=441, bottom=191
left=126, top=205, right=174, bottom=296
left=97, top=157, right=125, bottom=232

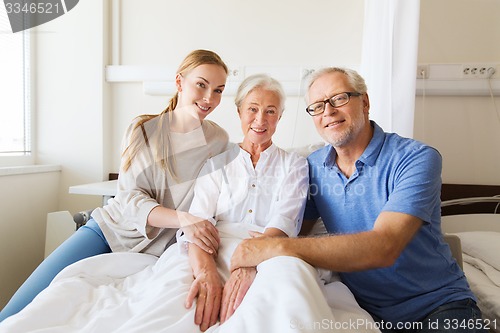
left=306, top=102, right=324, bottom=116
left=329, top=93, right=349, bottom=108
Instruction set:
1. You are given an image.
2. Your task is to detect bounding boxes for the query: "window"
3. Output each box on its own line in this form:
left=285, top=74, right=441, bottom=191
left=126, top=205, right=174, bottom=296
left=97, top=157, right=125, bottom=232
left=0, top=6, right=32, bottom=166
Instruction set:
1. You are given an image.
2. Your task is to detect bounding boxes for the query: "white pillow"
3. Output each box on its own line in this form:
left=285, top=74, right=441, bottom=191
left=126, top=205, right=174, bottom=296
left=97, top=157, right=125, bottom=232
left=454, top=231, right=500, bottom=271
left=462, top=254, right=500, bottom=287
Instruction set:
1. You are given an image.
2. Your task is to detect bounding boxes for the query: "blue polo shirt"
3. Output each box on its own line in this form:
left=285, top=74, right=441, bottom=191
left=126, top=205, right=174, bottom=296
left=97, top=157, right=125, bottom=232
left=305, top=121, right=475, bottom=324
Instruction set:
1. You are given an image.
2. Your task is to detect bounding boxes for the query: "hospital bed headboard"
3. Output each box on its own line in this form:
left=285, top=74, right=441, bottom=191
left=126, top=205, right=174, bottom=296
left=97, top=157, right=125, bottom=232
left=441, top=183, right=500, bottom=216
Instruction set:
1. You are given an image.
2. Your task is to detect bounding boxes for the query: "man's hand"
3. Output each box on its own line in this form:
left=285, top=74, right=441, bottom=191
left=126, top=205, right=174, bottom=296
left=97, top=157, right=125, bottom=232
left=220, top=267, right=256, bottom=323
left=185, top=267, right=223, bottom=332
left=179, top=212, right=220, bottom=255
left=230, top=228, right=288, bottom=272
left=230, top=237, right=281, bottom=272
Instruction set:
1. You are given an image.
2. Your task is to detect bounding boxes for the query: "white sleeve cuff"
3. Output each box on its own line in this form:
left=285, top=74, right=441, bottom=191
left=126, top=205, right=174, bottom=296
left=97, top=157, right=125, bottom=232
left=175, top=217, right=217, bottom=255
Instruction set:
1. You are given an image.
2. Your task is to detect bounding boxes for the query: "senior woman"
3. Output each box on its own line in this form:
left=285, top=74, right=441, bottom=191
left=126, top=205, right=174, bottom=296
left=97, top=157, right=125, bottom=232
left=182, top=73, right=309, bottom=331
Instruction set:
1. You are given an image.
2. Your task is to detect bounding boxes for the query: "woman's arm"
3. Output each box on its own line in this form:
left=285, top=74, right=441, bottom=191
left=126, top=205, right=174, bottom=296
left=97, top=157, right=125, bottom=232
left=147, top=207, right=219, bottom=254
left=146, top=205, right=182, bottom=228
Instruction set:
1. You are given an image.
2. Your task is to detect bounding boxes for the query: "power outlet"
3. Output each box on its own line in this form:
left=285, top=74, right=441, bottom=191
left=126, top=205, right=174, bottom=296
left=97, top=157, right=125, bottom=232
left=417, top=65, right=429, bottom=79
left=462, top=64, right=496, bottom=79
left=227, top=67, right=244, bottom=81
left=302, top=68, right=316, bottom=79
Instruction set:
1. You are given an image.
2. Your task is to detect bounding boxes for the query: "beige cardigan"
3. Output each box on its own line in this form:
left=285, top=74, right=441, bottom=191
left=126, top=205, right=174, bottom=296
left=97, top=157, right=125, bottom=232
left=92, top=116, right=229, bottom=257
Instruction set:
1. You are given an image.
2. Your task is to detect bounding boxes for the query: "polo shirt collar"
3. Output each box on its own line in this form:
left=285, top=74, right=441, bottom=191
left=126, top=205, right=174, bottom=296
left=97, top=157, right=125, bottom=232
left=358, top=121, right=384, bottom=167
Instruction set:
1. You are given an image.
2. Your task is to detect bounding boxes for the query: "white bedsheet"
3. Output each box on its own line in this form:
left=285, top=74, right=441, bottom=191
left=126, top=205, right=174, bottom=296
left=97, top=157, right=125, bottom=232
left=454, top=231, right=500, bottom=333
left=0, top=223, right=379, bottom=333
left=463, top=260, right=500, bottom=333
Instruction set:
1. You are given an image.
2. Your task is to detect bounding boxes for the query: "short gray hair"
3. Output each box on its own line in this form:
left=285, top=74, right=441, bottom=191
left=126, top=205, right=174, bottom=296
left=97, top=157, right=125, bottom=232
left=307, top=67, right=368, bottom=99
left=235, top=74, right=286, bottom=113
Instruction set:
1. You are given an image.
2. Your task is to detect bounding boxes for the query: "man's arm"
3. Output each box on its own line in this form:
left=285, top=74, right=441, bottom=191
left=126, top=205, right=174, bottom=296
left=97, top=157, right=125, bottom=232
left=231, top=211, right=423, bottom=272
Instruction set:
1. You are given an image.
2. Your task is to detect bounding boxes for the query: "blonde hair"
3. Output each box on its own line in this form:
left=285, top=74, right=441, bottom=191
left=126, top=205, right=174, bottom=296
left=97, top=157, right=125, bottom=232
left=121, top=49, right=228, bottom=173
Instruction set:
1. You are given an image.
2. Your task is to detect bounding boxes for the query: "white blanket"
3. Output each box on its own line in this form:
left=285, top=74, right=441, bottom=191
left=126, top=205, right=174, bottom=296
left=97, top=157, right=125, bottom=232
left=452, top=231, right=500, bottom=332
left=462, top=261, right=500, bottom=333
left=0, top=223, right=379, bottom=333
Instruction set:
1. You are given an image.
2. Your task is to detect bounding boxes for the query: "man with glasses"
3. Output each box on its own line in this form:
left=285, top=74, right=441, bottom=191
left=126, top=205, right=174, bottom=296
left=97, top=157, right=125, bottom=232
left=230, top=68, right=487, bottom=333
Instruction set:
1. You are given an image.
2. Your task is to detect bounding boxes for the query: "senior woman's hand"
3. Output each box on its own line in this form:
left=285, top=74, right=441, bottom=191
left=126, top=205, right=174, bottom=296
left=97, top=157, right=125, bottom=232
left=220, top=267, right=257, bottom=323
left=185, top=268, right=222, bottom=331
left=185, top=244, right=223, bottom=331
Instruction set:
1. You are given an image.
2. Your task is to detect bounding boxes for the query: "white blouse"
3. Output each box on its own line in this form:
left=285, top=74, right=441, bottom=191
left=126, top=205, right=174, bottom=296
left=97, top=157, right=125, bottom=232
left=188, top=143, right=309, bottom=237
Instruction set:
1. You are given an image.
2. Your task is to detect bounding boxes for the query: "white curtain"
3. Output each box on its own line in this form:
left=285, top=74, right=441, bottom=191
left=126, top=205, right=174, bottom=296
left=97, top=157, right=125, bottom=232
left=360, top=0, right=420, bottom=138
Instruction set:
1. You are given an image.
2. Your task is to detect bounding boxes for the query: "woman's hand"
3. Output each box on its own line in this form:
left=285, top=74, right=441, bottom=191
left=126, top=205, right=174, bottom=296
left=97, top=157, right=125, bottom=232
left=220, top=267, right=257, bottom=323
left=179, top=211, right=220, bottom=255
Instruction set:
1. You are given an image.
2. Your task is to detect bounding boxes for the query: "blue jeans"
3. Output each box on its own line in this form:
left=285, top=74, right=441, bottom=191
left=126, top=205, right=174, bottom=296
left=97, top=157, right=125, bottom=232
left=376, top=298, right=488, bottom=333
left=0, top=219, right=110, bottom=322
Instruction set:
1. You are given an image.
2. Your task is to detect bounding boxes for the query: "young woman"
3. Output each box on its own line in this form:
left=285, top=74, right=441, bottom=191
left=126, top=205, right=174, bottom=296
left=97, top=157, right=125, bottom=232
left=0, top=49, right=231, bottom=322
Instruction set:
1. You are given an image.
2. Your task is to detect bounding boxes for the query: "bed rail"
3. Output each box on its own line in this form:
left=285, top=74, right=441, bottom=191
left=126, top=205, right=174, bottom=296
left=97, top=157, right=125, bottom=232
left=441, top=184, right=500, bottom=216
left=441, top=196, right=500, bottom=210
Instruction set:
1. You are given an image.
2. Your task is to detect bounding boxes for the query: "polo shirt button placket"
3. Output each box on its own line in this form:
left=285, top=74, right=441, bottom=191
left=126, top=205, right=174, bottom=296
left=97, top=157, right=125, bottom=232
left=344, top=184, right=353, bottom=205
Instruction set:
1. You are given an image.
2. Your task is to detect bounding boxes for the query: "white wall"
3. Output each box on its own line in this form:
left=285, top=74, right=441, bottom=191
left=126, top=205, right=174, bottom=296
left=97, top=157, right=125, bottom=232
left=0, top=171, right=59, bottom=308
left=414, top=0, right=500, bottom=185
left=118, top=0, right=364, bottom=66
left=108, top=0, right=365, bottom=169
left=35, top=0, right=109, bottom=213
left=414, top=96, right=500, bottom=185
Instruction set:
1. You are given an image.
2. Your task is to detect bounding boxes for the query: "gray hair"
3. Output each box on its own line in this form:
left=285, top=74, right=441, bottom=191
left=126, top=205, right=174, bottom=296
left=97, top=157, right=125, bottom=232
left=306, top=67, right=368, bottom=100
left=235, top=73, right=286, bottom=113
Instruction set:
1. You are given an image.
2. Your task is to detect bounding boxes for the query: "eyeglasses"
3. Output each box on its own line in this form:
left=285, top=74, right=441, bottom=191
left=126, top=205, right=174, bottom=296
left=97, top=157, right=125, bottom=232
left=305, top=92, right=362, bottom=116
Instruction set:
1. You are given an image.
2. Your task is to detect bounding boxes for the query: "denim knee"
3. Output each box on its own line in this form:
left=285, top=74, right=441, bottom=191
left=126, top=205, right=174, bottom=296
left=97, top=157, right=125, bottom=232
left=420, top=298, right=489, bottom=333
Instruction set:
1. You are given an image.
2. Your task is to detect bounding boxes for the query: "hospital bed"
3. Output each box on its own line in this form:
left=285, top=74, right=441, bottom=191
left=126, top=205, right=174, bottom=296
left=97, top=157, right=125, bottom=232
left=440, top=184, right=500, bottom=333
left=4, top=151, right=499, bottom=332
